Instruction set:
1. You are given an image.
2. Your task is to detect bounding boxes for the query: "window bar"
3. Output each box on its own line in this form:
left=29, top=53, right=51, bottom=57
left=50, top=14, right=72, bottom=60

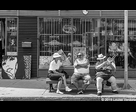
left=44, top=18, right=46, bottom=56
left=105, top=18, right=108, bottom=56
left=61, top=18, right=63, bottom=52
left=71, top=18, right=73, bottom=64
left=14, top=18, right=16, bottom=54
left=42, top=18, right=44, bottom=56
left=92, top=19, right=94, bottom=61
left=97, top=18, right=100, bottom=55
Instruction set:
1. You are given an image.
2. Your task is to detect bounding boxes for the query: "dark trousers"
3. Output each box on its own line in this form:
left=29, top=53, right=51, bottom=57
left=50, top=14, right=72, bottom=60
left=48, top=70, right=69, bottom=81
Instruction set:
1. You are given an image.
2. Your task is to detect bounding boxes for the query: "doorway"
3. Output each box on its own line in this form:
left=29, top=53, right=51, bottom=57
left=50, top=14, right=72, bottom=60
left=0, top=18, right=5, bottom=68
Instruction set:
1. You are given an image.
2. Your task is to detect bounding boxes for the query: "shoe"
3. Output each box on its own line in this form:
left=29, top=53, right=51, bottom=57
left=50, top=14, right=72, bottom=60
left=112, top=91, right=119, bottom=94
left=97, top=92, right=102, bottom=96
left=77, top=90, right=84, bottom=94
left=65, top=86, right=72, bottom=92
left=56, top=90, right=64, bottom=94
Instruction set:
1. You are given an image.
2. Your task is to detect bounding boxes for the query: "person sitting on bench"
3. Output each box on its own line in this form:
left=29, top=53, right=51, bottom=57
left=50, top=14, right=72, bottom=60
left=71, top=52, right=91, bottom=94
left=48, top=53, right=72, bottom=94
left=95, top=54, right=118, bottom=96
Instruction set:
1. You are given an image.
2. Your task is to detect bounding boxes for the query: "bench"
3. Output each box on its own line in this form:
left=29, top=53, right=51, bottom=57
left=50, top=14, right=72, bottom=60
left=46, top=76, right=107, bottom=92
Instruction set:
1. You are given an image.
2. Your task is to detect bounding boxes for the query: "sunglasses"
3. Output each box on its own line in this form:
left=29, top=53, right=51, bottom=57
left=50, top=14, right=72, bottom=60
left=77, top=55, right=83, bottom=57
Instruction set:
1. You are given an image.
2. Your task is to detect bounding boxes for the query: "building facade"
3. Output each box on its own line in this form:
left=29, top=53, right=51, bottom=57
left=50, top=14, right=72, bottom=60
left=1, top=10, right=136, bottom=78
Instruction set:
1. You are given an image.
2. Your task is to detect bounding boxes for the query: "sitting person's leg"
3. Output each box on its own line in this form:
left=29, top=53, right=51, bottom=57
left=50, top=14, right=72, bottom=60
left=81, top=74, right=91, bottom=91
left=48, top=73, right=64, bottom=94
left=83, top=74, right=91, bottom=85
left=61, top=70, right=69, bottom=79
left=108, top=76, right=118, bottom=93
left=56, top=80, right=64, bottom=94
left=61, top=73, right=72, bottom=92
left=96, top=76, right=104, bottom=95
left=71, top=73, right=81, bottom=90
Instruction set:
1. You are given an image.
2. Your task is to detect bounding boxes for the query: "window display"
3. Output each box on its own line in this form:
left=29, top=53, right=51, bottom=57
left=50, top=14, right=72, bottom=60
left=6, top=18, right=18, bottom=56
left=39, top=18, right=72, bottom=69
left=106, top=18, right=136, bottom=68
left=39, top=18, right=106, bottom=69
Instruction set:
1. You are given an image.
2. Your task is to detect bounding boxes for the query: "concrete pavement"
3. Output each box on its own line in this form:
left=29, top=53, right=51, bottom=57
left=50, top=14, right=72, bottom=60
left=0, top=78, right=136, bottom=101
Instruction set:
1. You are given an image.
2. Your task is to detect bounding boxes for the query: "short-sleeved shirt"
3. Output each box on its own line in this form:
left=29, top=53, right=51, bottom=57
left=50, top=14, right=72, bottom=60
left=95, top=61, right=116, bottom=70
left=74, top=58, right=90, bottom=74
left=49, top=60, right=62, bottom=71
left=95, top=61, right=116, bottom=75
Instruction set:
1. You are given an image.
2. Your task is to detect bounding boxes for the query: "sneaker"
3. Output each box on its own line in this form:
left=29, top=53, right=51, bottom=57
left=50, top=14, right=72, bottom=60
left=77, top=90, right=84, bottom=94
left=112, top=91, right=119, bottom=94
left=56, top=90, right=64, bottom=94
left=97, top=91, right=102, bottom=96
left=65, top=86, right=72, bottom=92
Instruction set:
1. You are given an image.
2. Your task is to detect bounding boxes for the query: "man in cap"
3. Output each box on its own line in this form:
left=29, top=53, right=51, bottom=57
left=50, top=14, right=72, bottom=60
left=71, top=52, right=91, bottom=94
left=48, top=53, right=72, bottom=94
left=95, top=54, right=118, bottom=96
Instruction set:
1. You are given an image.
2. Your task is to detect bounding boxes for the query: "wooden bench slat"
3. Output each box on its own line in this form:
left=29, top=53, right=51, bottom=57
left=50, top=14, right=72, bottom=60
left=46, top=78, right=106, bottom=84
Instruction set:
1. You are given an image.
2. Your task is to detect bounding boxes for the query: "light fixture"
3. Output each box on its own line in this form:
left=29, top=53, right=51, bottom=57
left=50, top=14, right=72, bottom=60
left=82, top=10, right=88, bottom=15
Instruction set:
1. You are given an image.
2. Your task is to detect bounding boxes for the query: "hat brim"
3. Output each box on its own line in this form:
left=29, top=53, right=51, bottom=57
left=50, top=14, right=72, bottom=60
left=53, top=55, right=61, bottom=58
left=97, top=56, right=106, bottom=60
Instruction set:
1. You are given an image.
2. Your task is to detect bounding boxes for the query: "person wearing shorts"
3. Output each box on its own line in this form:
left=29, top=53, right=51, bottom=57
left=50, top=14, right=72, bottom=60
left=71, top=52, right=91, bottom=94
left=95, top=54, right=118, bottom=96
left=48, top=53, right=72, bottom=94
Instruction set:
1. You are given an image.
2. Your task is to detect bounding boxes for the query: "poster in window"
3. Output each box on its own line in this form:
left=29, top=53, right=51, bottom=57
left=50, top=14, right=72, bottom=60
left=108, top=42, right=126, bottom=53
left=39, top=56, right=53, bottom=69
left=73, top=47, right=86, bottom=63
left=39, top=49, right=68, bottom=69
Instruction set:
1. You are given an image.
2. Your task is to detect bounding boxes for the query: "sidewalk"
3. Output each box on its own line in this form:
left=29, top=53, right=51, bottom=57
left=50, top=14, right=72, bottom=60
left=0, top=78, right=136, bottom=101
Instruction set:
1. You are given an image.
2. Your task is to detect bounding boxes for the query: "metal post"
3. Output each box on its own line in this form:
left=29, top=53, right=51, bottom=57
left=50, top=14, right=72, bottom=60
left=123, top=10, right=129, bottom=89
left=17, top=10, right=19, bottom=16
left=58, top=10, right=61, bottom=16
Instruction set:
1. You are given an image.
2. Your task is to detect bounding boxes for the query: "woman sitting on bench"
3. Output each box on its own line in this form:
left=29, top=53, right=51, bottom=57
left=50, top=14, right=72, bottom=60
left=48, top=53, right=72, bottom=94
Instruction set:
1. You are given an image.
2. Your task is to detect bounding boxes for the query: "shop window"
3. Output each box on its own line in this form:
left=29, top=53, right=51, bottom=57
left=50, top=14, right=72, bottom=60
left=6, top=18, right=18, bottom=56
left=39, top=18, right=72, bottom=69
left=106, top=19, right=124, bottom=68
left=39, top=18, right=106, bottom=69
left=106, top=18, right=136, bottom=69
left=128, top=19, right=136, bottom=68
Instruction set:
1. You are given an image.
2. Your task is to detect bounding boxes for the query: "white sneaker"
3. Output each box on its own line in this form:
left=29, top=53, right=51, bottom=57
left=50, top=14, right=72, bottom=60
left=56, top=90, right=64, bottom=94
left=65, top=86, right=72, bottom=92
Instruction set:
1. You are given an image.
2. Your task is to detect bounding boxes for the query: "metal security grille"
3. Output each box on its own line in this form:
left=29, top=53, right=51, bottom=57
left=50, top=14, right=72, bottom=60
left=106, top=18, right=125, bottom=67
left=72, top=18, right=105, bottom=63
left=128, top=19, right=136, bottom=68
left=128, top=19, right=136, bottom=40
left=39, top=17, right=107, bottom=68
left=39, top=18, right=72, bottom=56
left=106, top=19, right=124, bottom=41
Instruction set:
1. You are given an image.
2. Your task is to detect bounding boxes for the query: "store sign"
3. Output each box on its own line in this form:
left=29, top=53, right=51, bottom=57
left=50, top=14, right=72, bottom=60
left=62, top=25, right=76, bottom=34
left=7, top=52, right=17, bottom=56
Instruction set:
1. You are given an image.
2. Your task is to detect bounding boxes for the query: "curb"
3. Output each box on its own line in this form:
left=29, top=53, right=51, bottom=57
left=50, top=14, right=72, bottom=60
left=0, top=97, right=101, bottom=101
left=1, top=96, right=136, bottom=101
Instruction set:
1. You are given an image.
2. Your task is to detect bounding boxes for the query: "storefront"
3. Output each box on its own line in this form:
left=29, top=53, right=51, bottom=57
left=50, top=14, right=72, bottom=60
left=1, top=10, right=136, bottom=79
left=0, top=10, right=37, bottom=79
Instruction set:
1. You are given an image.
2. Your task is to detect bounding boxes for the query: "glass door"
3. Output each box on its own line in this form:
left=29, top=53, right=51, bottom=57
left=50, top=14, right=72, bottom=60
left=6, top=18, right=18, bottom=56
